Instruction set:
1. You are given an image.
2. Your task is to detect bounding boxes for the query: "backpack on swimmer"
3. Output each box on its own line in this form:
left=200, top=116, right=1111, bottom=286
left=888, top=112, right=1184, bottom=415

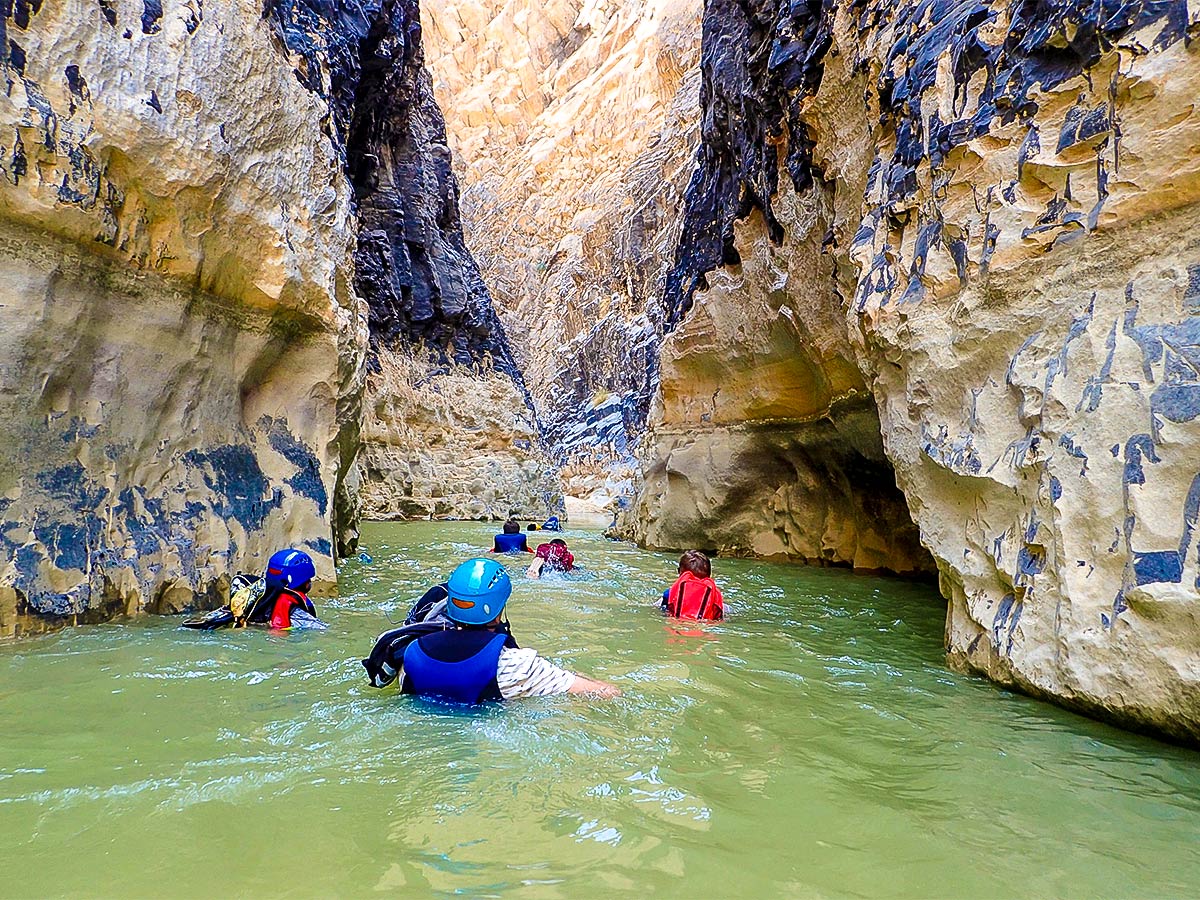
left=181, top=549, right=326, bottom=631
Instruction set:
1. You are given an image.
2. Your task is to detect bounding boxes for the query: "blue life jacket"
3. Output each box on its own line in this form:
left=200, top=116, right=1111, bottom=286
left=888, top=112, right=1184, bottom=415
left=401, top=630, right=510, bottom=703
left=493, top=532, right=529, bottom=553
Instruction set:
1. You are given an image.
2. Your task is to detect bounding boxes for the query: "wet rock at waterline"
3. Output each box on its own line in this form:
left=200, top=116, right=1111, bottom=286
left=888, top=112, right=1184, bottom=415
left=362, top=349, right=564, bottom=521
left=638, top=0, right=1200, bottom=742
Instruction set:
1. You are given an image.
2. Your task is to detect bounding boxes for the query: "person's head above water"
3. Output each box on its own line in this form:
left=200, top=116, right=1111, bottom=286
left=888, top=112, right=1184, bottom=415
left=678, top=549, right=711, bottom=579
left=502, top=519, right=520, bottom=534
left=550, top=538, right=567, bottom=548
left=265, top=548, right=316, bottom=592
left=445, top=557, right=512, bottom=626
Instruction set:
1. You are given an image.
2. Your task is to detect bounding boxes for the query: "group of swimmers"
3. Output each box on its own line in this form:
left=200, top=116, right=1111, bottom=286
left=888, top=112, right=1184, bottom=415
left=365, top=520, right=725, bottom=703
left=489, top=518, right=576, bottom=579
left=188, top=518, right=727, bottom=704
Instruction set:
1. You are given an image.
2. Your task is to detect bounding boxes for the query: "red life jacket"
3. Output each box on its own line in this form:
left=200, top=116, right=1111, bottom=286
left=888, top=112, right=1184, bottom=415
left=665, top=571, right=723, bottom=621
left=535, top=542, right=574, bottom=571
left=270, top=587, right=314, bottom=629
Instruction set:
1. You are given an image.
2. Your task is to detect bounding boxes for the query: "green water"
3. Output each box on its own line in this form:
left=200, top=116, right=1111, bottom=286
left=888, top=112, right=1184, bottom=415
left=2, top=521, right=1199, bottom=898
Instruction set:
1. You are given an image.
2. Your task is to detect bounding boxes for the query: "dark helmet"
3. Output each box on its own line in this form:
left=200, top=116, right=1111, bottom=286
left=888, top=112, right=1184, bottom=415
left=265, top=548, right=316, bottom=590
left=445, top=558, right=512, bottom=625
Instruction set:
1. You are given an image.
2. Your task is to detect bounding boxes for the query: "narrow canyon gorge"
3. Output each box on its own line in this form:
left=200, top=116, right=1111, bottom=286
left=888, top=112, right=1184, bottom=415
left=1, top=0, right=1198, bottom=744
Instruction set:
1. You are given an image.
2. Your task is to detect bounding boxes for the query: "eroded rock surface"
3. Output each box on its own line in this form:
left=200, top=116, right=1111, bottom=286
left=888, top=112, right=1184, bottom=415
left=421, top=0, right=703, bottom=493
left=314, top=0, right=558, bottom=521
left=625, top=179, right=929, bottom=573
left=362, top=350, right=563, bottom=520
left=638, top=0, right=1200, bottom=742
left=0, top=0, right=370, bottom=635
left=0, top=0, right=516, bottom=634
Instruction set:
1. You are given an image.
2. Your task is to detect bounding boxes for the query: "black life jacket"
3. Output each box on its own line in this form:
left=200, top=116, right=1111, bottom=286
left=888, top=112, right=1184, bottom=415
left=405, top=583, right=449, bottom=625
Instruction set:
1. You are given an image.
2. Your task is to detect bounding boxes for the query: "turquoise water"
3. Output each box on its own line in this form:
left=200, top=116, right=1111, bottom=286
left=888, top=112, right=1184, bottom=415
left=1, top=521, right=1199, bottom=898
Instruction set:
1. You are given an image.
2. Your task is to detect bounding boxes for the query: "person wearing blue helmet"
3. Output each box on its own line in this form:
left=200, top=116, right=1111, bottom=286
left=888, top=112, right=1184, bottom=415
left=181, top=547, right=321, bottom=631
left=394, top=557, right=619, bottom=703
left=262, top=548, right=318, bottom=628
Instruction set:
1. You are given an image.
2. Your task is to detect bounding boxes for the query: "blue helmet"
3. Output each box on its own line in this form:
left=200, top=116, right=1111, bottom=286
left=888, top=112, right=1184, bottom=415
left=445, top=558, right=512, bottom=625
left=265, top=548, right=316, bottom=590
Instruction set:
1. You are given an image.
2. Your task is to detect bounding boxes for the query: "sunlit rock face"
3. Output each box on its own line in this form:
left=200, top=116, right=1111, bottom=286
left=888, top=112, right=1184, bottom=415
left=0, top=0, right=372, bottom=636
left=420, top=0, right=703, bottom=497
left=362, top=350, right=563, bottom=520
left=642, top=0, right=1200, bottom=742
left=624, top=178, right=930, bottom=574
left=330, top=0, right=560, bottom=522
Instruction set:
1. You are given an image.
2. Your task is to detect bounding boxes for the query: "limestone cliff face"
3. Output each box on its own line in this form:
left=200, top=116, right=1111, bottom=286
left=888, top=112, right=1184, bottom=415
left=626, top=177, right=930, bottom=573
left=324, top=0, right=559, bottom=522
left=420, top=0, right=703, bottom=494
left=639, top=0, right=1200, bottom=742
left=362, top=350, right=562, bottom=520
left=0, top=0, right=368, bottom=635
left=0, top=0, right=506, bottom=635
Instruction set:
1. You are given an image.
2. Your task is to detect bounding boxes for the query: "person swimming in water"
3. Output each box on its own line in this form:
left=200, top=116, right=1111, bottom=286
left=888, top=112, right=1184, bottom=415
left=491, top=518, right=532, bottom=554
left=182, top=548, right=324, bottom=630
left=660, top=550, right=724, bottom=621
left=362, top=558, right=618, bottom=702
left=526, top=538, right=575, bottom=578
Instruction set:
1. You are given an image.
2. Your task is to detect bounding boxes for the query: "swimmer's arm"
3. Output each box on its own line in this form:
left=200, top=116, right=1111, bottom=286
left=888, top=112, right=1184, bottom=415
left=496, top=649, right=621, bottom=699
left=526, top=557, right=545, bottom=578
left=568, top=673, right=621, bottom=698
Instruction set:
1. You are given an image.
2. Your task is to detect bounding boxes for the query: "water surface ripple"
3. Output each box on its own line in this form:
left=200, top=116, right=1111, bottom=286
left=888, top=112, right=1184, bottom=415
left=2, top=521, right=1199, bottom=897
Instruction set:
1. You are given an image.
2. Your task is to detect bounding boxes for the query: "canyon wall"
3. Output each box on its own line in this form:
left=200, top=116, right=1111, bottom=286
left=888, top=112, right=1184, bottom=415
left=420, top=0, right=703, bottom=506
left=634, top=0, right=1200, bottom=742
left=0, top=0, right=365, bottom=636
left=362, top=350, right=561, bottom=520
left=338, top=0, right=560, bottom=522
left=626, top=176, right=930, bottom=573
left=0, top=0, right=519, bottom=635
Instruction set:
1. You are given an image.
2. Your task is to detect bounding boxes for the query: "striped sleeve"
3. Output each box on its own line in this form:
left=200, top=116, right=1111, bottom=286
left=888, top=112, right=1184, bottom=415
left=495, top=647, right=577, bottom=699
